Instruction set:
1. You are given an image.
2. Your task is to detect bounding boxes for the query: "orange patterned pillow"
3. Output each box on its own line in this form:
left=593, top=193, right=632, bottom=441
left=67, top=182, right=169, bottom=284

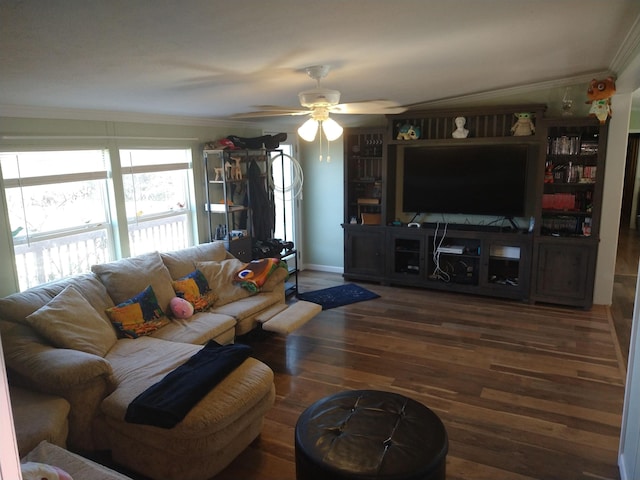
left=105, top=285, right=169, bottom=338
left=172, top=269, right=217, bottom=312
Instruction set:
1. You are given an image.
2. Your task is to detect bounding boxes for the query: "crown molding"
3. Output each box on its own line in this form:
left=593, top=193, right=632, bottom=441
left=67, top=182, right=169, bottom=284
left=407, top=70, right=612, bottom=109
left=0, top=104, right=261, bottom=128
left=610, top=14, right=640, bottom=76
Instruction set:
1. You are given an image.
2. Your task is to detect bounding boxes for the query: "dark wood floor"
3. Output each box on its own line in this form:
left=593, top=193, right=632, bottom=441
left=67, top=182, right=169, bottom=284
left=612, top=227, right=640, bottom=363
left=214, top=265, right=630, bottom=480
left=99, top=231, right=637, bottom=480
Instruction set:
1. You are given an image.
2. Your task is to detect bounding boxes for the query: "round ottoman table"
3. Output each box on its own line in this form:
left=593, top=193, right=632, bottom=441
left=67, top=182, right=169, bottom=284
left=295, top=390, right=448, bottom=480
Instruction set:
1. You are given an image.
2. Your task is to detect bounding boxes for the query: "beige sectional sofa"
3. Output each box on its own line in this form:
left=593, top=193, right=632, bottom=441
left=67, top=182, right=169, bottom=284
left=0, top=241, right=288, bottom=480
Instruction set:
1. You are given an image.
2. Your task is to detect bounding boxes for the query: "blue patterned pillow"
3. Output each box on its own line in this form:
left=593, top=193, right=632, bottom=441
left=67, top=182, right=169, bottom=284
left=105, top=285, right=169, bottom=338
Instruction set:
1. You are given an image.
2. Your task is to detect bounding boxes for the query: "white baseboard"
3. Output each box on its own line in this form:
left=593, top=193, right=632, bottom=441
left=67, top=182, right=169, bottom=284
left=619, top=453, right=628, bottom=480
left=302, top=264, right=343, bottom=274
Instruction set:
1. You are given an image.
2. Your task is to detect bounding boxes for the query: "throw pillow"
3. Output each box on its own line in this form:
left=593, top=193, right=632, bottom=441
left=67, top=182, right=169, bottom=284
left=235, top=258, right=286, bottom=293
left=91, top=251, right=175, bottom=318
left=161, top=241, right=229, bottom=279
left=105, top=285, right=169, bottom=339
left=24, top=285, right=118, bottom=357
left=195, top=259, right=252, bottom=306
left=171, top=269, right=217, bottom=311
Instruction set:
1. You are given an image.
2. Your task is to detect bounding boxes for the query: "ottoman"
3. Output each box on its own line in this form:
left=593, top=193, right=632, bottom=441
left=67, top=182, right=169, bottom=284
left=295, top=390, right=448, bottom=480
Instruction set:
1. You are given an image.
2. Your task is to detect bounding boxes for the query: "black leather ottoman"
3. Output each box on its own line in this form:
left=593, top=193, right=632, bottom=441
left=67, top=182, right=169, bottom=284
left=295, top=390, right=448, bottom=480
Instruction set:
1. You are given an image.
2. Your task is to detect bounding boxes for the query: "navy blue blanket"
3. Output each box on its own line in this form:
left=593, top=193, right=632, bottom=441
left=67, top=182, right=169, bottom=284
left=125, top=340, right=252, bottom=428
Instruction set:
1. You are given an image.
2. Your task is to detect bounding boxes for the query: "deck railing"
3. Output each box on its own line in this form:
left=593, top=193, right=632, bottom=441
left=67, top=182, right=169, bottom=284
left=13, top=215, right=190, bottom=290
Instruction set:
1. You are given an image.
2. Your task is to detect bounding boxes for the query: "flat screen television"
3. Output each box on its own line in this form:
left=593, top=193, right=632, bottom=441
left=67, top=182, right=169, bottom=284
left=402, top=144, right=530, bottom=217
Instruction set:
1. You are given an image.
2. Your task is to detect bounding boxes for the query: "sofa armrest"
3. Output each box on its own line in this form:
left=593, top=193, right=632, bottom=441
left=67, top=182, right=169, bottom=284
left=261, top=266, right=288, bottom=293
left=2, top=322, right=114, bottom=393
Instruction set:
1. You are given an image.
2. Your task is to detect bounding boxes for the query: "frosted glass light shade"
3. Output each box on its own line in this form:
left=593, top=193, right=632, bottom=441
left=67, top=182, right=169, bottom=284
left=298, top=118, right=318, bottom=142
left=322, top=117, right=343, bottom=141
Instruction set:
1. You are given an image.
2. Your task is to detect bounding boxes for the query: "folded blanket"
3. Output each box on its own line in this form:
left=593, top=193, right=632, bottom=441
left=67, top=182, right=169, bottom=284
left=235, top=257, right=287, bottom=293
left=125, top=340, right=252, bottom=428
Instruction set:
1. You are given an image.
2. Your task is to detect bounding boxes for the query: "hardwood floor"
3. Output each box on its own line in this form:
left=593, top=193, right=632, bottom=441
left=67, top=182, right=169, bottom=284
left=213, top=270, right=627, bottom=480
left=612, top=227, right=640, bottom=363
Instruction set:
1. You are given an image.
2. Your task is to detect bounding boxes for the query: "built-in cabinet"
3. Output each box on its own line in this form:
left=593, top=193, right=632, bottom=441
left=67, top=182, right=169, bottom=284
left=343, top=226, right=386, bottom=280
left=530, top=118, right=607, bottom=308
left=342, top=107, right=607, bottom=307
left=343, top=128, right=388, bottom=225
left=345, top=224, right=531, bottom=301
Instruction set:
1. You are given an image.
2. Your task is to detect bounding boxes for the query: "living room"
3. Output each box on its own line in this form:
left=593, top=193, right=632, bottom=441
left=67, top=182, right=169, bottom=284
left=2, top=2, right=640, bottom=479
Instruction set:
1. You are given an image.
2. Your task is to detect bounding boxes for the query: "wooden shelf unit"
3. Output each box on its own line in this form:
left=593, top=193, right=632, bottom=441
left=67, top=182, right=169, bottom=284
left=343, top=107, right=607, bottom=307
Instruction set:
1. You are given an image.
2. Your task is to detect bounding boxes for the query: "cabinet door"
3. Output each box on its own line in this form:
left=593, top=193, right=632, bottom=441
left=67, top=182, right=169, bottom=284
left=344, top=226, right=385, bottom=280
left=388, top=232, right=424, bottom=282
left=481, top=237, right=531, bottom=300
left=533, top=240, right=596, bottom=307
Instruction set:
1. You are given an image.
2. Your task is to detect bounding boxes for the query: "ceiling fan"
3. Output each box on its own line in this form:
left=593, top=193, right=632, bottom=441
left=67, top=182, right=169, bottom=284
left=231, top=65, right=407, bottom=141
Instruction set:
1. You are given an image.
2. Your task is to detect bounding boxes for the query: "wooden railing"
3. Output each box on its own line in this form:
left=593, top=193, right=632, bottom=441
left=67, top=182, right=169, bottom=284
left=13, top=227, right=109, bottom=290
left=128, top=214, right=191, bottom=256
left=13, top=215, right=190, bottom=290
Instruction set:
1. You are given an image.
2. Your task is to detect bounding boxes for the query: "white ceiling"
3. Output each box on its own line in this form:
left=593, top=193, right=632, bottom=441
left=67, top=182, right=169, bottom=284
left=1, top=1, right=639, bottom=127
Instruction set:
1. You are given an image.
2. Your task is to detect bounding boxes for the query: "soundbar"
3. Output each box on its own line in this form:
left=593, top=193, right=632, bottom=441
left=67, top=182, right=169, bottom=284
left=436, top=245, right=465, bottom=254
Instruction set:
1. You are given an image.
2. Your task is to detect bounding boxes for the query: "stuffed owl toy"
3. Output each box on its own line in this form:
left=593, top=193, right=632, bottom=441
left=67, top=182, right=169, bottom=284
left=586, top=76, right=616, bottom=124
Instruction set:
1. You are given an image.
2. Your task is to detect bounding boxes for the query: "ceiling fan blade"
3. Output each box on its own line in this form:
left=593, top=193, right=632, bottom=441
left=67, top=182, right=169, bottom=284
left=230, top=109, right=311, bottom=119
left=330, top=100, right=408, bottom=115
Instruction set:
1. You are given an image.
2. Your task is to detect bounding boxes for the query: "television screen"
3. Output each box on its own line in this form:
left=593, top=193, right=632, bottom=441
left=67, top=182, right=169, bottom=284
left=402, top=144, right=529, bottom=217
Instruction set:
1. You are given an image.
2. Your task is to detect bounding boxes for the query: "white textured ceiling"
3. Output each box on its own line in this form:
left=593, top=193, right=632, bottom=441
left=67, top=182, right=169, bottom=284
left=1, top=1, right=639, bottom=126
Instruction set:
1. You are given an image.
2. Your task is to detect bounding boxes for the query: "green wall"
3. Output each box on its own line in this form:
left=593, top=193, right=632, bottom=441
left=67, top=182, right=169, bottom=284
left=299, top=139, right=344, bottom=272
left=631, top=108, right=640, bottom=131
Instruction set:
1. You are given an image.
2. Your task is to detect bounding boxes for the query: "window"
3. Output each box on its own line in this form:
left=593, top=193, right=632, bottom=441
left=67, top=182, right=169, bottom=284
left=120, top=149, right=193, bottom=256
left=1, top=150, right=111, bottom=290
left=271, top=144, right=298, bottom=244
left=1, top=147, right=196, bottom=291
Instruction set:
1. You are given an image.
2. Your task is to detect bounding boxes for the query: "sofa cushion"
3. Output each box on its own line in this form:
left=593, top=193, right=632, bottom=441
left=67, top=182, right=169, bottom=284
left=22, top=441, right=134, bottom=480
left=172, top=269, right=217, bottom=311
left=161, top=241, right=229, bottom=280
left=92, top=251, right=175, bottom=316
left=101, top=337, right=274, bottom=437
left=105, top=285, right=169, bottom=339
left=0, top=273, right=114, bottom=326
left=24, top=285, right=118, bottom=357
left=211, top=290, right=283, bottom=322
left=150, top=311, right=236, bottom=345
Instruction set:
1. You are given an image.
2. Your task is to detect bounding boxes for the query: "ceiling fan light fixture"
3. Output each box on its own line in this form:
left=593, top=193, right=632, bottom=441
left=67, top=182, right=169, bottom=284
left=298, top=118, right=319, bottom=142
left=321, top=117, right=343, bottom=141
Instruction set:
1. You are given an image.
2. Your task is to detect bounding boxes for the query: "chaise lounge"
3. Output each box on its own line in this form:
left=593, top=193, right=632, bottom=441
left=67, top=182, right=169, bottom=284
left=1, top=241, right=289, bottom=480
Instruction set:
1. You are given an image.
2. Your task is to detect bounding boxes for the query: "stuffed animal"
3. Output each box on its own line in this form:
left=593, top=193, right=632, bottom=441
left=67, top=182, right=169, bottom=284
left=586, top=76, right=616, bottom=124
left=511, top=113, right=535, bottom=136
left=21, top=462, right=73, bottom=480
left=230, top=156, right=242, bottom=180
left=396, top=124, right=421, bottom=140
left=170, top=296, right=194, bottom=319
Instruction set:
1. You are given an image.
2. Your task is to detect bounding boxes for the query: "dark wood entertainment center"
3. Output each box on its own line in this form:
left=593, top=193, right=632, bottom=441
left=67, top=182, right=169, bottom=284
left=343, top=105, right=608, bottom=308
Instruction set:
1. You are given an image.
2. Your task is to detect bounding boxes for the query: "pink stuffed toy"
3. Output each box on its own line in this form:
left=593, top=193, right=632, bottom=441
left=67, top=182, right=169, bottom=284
left=21, top=462, right=73, bottom=480
left=170, top=296, right=194, bottom=319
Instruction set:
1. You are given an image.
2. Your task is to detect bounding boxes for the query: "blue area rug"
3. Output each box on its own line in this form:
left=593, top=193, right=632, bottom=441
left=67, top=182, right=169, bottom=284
left=297, top=283, right=380, bottom=310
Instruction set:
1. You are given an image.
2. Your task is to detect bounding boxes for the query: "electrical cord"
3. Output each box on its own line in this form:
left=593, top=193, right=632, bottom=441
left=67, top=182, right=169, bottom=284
left=431, top=222, right=450, bottom=282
